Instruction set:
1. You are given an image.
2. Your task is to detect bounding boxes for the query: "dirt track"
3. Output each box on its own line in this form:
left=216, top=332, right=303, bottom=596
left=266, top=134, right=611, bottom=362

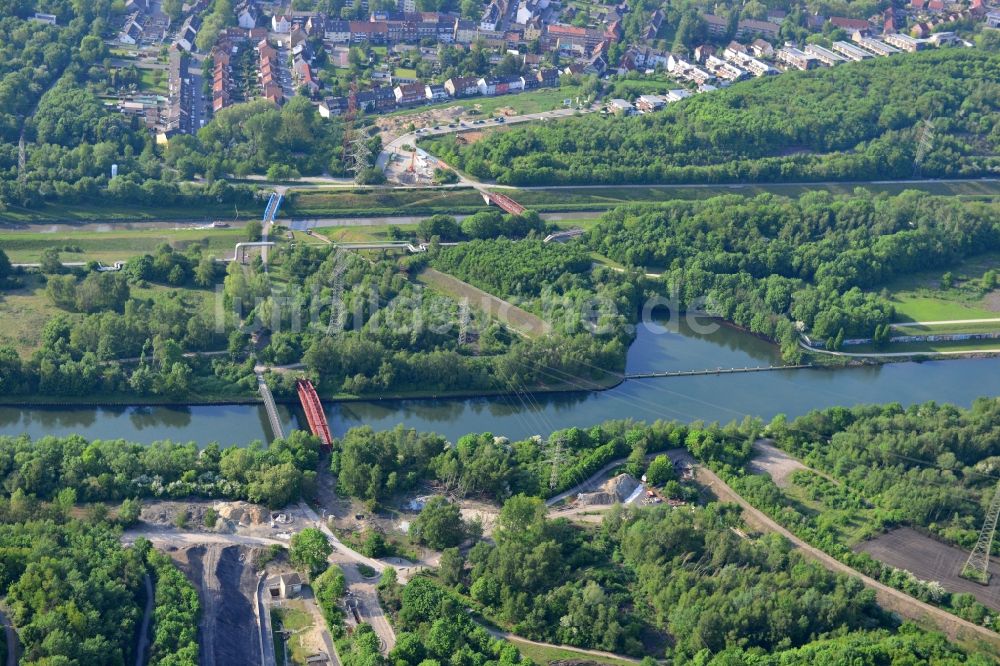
left=693, top=463, right=1000, bottom=653
left=857, top=528, right=1000, bottom=611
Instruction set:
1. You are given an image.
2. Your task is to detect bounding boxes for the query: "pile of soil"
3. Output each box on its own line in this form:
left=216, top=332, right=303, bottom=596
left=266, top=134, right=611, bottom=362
left=577, top=473, right=640, bottom=506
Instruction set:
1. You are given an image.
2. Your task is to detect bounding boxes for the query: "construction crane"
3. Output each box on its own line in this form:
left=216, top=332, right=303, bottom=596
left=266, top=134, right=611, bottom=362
left=961, top=480, right=1000, bottom=584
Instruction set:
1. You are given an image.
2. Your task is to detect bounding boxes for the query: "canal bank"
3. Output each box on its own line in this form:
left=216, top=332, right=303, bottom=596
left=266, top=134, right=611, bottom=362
left=2, top=320, right=1000, bottom=445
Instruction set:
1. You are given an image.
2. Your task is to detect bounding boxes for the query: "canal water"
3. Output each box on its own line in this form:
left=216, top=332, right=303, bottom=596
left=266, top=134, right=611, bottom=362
left=2, top=319, right=999, bottom=445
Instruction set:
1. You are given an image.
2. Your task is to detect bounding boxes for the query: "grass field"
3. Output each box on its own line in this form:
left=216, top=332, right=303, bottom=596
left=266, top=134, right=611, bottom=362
left=0, top=276, right=66, bottom=354
left=874, top=251, right=1000, bottom=324
left=0, top=200, right=258, bottom=225
left=892, top=320, right=1000, bottom=336
left=0, top=226, right=251, bottom=263
left=386, top=85, right=582, bottom=121
left=417, top=267, right=550, bottom=338
left=284, top=188, right=487, bottom=217
left=890, top=296, right=1000, bottom=323
left=271, top=604, right=317, bottom=666
left=508, top=637, right=639, bottom=666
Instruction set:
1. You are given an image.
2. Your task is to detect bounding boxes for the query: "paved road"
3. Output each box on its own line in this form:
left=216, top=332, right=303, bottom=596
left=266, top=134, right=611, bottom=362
left=135, top=574, right=154, bottom=666
left=0, top=608, right=18, bottom=666
left=890, top=318, right=1000, bottom=327
left=256, top=574, right=277, bottom=666
left=297, top=503, right=398, bottom=655
left=800, top=339, right=1000, bottom=358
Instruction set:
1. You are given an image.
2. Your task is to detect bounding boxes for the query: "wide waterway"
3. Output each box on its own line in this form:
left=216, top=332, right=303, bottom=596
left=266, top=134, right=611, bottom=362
left=2, top=318, right=999, bottom=445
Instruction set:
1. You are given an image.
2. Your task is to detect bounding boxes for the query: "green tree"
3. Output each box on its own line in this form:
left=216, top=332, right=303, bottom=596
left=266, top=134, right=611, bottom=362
left=118, top=498, right=142, bottom=526
left=412, top=497, right=465, bottom=550
left=438, top=547, right=464, bottom=586
left=290, top=527, right=333, bottom=576
left=245, top=220, right=263, bottom=242
left=40, top=247, right=62, bottom=273
left=645, top=455, right=676, bottom=486
left=983, top=270, right=997, bottom=290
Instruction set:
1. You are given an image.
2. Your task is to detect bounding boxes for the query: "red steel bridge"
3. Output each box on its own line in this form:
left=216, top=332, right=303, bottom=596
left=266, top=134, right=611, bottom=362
left=480, top=190, right=525, bottom=216
left=296, top=379, right=332, bottom=449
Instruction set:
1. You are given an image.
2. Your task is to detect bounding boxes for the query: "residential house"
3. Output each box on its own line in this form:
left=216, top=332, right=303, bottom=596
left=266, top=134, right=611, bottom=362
left=607, top=98, right=633, bottom=115
left=445, top=75, right=480, bottom=97
left=635, top=94, right=665, bottom=112
left=454, top=18, right=477, bottom=43
left=275, top=573, right=302, bottom=599
left=705, top=54, right=747, bottom=81
left=766, top=9, right=787, bottom=23
left=828, top=16, right=870, bottom=33
left=736, top=18, right=780, bottom=39
left=666, top=88, right=692, bottom=102
left=480, top=2, right=501, bottom=30
left=476, top=77, right=498, bottom=95
left=750, top=38, right=773, bottom=58
left=237, top=2, right=258, bottom=29
left=120, top=19, right=143, bottom=45
left=30, top=12, right=57, bottom=24
left=318, top=96, right=349, bottom=117
left=425, top=83, right=448, bottom=100
left=350, top=20, right=388, bottom=43
left=702, top=14, right=729, bottom=36
left=175, top=24, right=197, bottom=51
left=394, top=81, right=426, bottom=104
left=693, top=44, right=715, bottom=63
left=804, top=43, right=845, bottom=65
left=272, top=13, right=291, bottom=32
left=986, top=11, right=1000, bottom=28
left=325, top=19, right=351, bottom=42
left=776, top=46, right=818, bottom=70
left=883, top=32, right=928, bottom=51
left=852, top=32, right=899, bottom=55
left=723, top=48, right=775, bottom=76
left=536, top=67, right=560, bottom=88
left=832, top=40, right=873, bottom=60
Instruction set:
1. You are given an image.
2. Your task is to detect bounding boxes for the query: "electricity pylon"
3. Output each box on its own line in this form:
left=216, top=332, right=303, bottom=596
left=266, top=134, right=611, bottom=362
left=961, top=481, right=1000, bottom=585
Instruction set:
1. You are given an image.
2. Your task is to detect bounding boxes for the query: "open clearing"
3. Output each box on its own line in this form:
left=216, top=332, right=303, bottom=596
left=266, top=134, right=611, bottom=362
left=0, top=200, right=256, bottom=225
left=0, top=226, right=249, bottom=263
left=856, top=527, right=1000, bottom=611
left=748, top=440, right=808, bottom=488
left=417, top=267, right=550, bottom=338
left=0, top=277, right=65, bottom=354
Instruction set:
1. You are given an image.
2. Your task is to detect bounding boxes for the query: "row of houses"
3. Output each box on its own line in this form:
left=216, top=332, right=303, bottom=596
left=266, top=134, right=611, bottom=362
left=258, top=40, right=284, bottom=105
left=608, top=88, right=691, bottom=115
left=318, top=67, right=560, bottom=117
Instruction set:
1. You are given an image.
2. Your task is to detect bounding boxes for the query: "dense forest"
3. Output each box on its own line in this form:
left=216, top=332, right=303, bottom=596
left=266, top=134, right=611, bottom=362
left=331, top=418, right=715, bottom=508
left=585, top=190, right=1000, bottom=355
left=426, top=50, right=1000, bottom=186
left=0, top=429, right=324, bottom=507
left=0, top=519, right=198, bottom=666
